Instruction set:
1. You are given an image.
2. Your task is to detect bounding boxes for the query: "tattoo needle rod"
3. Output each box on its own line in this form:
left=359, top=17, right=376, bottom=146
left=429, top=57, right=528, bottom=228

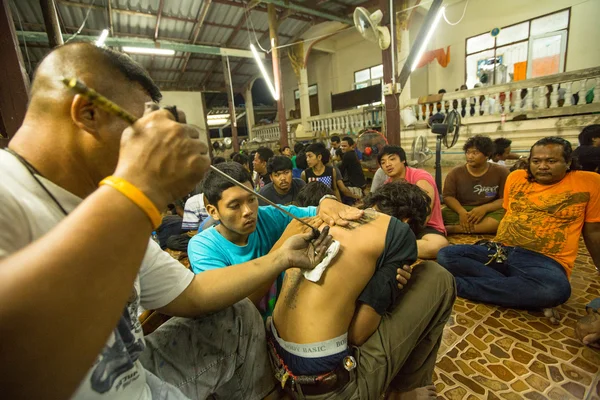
left=62, top=77, right=321, bottom=238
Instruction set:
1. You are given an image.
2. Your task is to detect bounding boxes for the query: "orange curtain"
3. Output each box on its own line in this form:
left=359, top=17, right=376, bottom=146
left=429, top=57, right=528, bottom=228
left=415, top=46, right=451, bottom=69
left=513, top=61, right=527, bottom=81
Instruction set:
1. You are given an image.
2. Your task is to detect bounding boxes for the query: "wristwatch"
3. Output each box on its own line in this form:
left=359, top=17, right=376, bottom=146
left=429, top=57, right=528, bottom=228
left=318, top=194, right=338, bottom=205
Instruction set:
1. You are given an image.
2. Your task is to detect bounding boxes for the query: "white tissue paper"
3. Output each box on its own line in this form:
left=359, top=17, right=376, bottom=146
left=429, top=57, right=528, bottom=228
left=303, top=240, right=340, bottom=283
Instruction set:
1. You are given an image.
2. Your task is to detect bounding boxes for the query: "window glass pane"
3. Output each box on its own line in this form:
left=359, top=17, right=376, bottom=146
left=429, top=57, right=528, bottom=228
left=531, top=10, right=569, bottom=36
left=530, top=32, right=565, bottom=78
left=495, top=42, right=528, bottom=83
left=496, top=22, right=529, bottom=46
left=354, top=69, right=370, bottom=83
left=371, top=64, right=383, bottom=79
left=465, top=49, right=495, bottom=88
left=355, top=82, right=368, bottom=89
left=371, top=79, right=381, bottom=86
left=466, top=33, right=494, bottom=54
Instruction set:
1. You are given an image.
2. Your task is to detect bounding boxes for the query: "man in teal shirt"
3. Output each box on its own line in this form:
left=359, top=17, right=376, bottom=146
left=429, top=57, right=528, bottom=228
left=188, top=162, right=362, bottom=316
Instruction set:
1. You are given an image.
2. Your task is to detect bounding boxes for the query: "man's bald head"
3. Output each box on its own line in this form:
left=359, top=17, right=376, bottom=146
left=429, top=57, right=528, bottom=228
left=29, top=42, right=161, bottom=115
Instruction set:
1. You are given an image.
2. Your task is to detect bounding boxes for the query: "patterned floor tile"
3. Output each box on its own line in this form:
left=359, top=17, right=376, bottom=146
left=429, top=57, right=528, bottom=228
left=435, top=236, right=600, bottom=399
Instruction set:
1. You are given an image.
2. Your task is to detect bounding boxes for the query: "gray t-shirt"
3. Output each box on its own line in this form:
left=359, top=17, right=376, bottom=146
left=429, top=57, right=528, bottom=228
left=258, top=179, right=305, bottom=206
left=0, top=150, right=194, bottom=400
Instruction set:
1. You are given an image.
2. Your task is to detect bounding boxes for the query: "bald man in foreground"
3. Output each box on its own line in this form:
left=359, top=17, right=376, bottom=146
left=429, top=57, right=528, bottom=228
left=0, top=42, right=334, bottom=399
left=268, top=182, right=456, bottom=399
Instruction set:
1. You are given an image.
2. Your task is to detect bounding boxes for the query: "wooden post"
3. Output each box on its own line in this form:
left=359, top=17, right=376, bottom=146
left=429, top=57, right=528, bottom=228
left=268, top=4, right=288, bottom=147
left=40, top=0, right=63, bottom=47
left=0, top=0, right=30, bottom=144
left=221, top=56, right=240, bottom=152
left=379, top=0, right=400, bottom=146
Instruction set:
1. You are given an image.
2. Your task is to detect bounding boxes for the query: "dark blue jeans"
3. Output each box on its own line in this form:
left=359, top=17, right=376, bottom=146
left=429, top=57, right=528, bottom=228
left=437, top=244, right=571, bottom=309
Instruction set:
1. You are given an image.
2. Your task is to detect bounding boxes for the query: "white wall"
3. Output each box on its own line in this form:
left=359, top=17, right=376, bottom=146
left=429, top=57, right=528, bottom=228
left=281, top=51, right=335, bottom=117
left=280, top=29, right=383, bottom=116
left=423, top=0, right=600, bottom=94
left=160, top=91, right=208, bottom=143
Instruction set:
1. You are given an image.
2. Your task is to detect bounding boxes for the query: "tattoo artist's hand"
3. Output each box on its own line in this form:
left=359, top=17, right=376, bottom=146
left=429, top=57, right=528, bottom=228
left=115, top=105, right=210, bottom=211
left=318, top=198, right=364, bottom=226
left=280, top=226, right=333, bottom=270
left=466, top=206, right=487, bottom=226
left=458, top=210, right=472, bottom=233
left=396, top=265, right=412, bottom=290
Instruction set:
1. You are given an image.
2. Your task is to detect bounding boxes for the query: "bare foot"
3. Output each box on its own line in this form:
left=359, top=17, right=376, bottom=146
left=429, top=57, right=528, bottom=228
left=388, top=385, right=437, bottom=400
left=543, top=308, right=561, bottom=325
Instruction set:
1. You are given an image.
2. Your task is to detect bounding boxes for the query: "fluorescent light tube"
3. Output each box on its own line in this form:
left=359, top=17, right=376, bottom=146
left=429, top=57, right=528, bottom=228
left=411, top=6, right=445, bottom=72
left=207, top=118, right=229, bottom=126
left=122, top=46, right=175, bottom=56
left=208, top=114, right=230, bottom=120
left=95, top=29, right=109, bottom=47
left=250, top=44, right=279, bottom=101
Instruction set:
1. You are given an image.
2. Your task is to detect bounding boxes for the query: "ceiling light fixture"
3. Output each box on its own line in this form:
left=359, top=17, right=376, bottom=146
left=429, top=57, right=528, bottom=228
left=250, top=44, right=279, bottom=101
left=95, top=29, right=109, bottom=47
left=411, top=6, right=445, bottom=72
left=122, top=46, right=175, bottom=56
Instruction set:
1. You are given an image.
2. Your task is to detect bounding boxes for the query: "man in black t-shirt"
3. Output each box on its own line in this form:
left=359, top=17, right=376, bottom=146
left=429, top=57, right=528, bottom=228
left=253, top=147, right=275, bottom=190
left=268, top=182, right=456, bottom=399
left=259, top=156, right=306, bottom=205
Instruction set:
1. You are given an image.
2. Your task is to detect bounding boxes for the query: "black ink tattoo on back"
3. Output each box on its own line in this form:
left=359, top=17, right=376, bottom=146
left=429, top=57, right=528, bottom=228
left=339, top=208, right=380, bottom=230
left=283, top=270, right=303, bottom=309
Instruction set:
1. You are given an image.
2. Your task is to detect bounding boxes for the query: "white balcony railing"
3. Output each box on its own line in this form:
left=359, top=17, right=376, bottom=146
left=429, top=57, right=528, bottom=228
left=250, top=67, right=599, bottom=144
left=251, top=106, right=383, bottom=142
left=307, top=107, right=383, bottom=135
left=402, top=67, right=600, bottom=125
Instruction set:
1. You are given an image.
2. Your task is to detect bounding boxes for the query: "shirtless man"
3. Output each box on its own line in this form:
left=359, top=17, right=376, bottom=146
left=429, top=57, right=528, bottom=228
left=268, top=182, right=456, bottom=399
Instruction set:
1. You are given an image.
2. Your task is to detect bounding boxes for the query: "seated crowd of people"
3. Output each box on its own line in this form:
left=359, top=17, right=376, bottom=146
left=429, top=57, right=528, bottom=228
left=3, top=43, right=598, bottom=400
left=156, top=126, right=600, bottom=398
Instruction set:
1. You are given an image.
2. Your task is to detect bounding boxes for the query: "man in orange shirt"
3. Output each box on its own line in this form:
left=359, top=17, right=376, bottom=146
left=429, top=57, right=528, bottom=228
left=437, top=137, right=600, bottom=309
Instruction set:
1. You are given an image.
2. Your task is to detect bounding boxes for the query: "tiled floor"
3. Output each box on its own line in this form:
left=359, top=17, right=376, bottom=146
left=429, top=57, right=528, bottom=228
left=435, top=235, right=600, bottom=400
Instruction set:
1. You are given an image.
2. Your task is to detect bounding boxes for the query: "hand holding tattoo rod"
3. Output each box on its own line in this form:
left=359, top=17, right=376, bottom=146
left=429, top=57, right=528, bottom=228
left=62, top=77, right=322, bottom=239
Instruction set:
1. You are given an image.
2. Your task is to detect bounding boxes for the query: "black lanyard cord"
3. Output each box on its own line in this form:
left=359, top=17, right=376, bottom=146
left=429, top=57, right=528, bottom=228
left=4, top=148, right=69, bottom=217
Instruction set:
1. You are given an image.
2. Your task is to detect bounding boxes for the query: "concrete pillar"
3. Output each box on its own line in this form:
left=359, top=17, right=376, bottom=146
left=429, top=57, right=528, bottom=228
left=298, top=67, right=311, bottom=132
left=398, top=29, right=412, bottom=107
left=244, top=84, right=255, bottom=139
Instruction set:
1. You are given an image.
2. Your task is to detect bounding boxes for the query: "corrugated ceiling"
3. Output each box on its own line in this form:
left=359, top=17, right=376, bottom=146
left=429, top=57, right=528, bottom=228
left=11, top=0, right=361, bottom=99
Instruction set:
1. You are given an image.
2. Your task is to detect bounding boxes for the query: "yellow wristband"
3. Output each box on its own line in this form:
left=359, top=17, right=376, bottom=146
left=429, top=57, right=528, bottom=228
left=99, top=176, right=162, bottom=229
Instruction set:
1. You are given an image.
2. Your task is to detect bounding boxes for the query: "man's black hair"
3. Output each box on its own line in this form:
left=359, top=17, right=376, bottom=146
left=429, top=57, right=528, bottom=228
left=330, top=135, right=341, bottom=143
left=202, top=162, right=252, bottom=206
left=342, top=136, right=355, bottom=146
left=492, top=138, right=512, bottom=158
left=212, top=156, right=226, bottom=165
left=362, top=181, right=431, bottom=235
left=578, top=125, right=600, bottom=146
left=232, top=153, right=249, bottom=167
left=305, top=142, right=330, bottom=164
left=256, top=147, right=275, bottom=163
left=295, top=182, right=334, bottom=207
left=526, top=137, right=580, bottom=182
left=377, top=145, right=407, bottom=167
left=463, top=135, right=495, bottom=158
left=267, top=156, right=293, bottom=174
left=438, top=89, right=447, bottom=94
left=293, top=142, right=305, bottom=154
left=280, top=145, right=290, bottom=153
